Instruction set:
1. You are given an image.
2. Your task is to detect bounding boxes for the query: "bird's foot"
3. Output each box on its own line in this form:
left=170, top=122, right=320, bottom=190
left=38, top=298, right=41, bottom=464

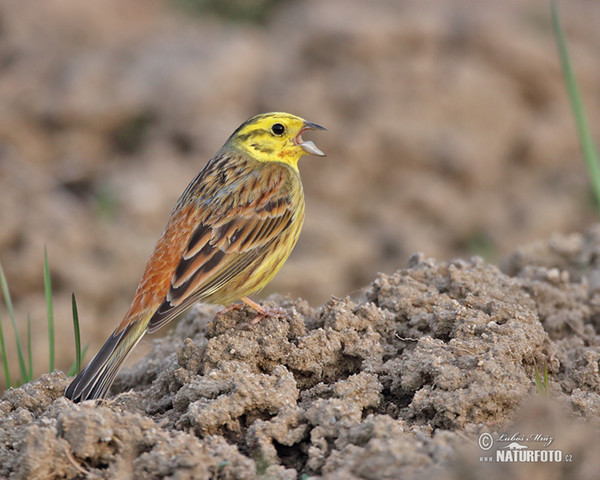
left=241, top=297, right=289, bottom=325
left=217, top=297, right=289, bottom=325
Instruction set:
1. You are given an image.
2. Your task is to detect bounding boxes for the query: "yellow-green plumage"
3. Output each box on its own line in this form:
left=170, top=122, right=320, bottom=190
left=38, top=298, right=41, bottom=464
left=64, top=112, right=325, bottom=402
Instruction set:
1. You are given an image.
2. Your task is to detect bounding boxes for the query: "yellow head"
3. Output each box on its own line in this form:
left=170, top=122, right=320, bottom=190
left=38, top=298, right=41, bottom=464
left=225, top=112, right=326, bottom=171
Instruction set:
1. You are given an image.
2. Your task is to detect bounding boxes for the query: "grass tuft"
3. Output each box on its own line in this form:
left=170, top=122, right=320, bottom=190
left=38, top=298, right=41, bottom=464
left=0, top=253, right=84, bottom=391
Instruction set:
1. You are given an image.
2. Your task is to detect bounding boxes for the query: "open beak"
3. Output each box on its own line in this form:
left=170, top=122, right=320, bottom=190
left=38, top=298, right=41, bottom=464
left=296, top=121, right=326, bottom=157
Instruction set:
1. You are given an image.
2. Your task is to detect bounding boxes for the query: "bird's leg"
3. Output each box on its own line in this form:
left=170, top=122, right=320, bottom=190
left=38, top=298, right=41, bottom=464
left=241, top=297, right=288, bottom=325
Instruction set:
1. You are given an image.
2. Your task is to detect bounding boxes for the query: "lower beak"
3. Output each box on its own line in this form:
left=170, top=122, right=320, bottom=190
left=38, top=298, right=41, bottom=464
left=298, top=121, right=327, bottom=157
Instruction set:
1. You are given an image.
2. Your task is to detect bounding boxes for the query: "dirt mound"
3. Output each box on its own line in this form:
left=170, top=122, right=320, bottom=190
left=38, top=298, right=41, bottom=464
left=2, top=227, right=600, bottom=478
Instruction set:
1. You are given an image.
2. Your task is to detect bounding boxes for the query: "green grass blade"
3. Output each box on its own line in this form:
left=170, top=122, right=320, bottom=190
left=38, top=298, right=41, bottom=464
left=552, top=0, right=600, bottom=208
left=534, top=363, right=549, bottom=397
left=534, top=364, right=543, bottom=395
left=0, top=308, right=11, bottom=388
left=71, top=293, right=82, bottom=374
left=27, top=314, right=32, bottom=381
left=43, top=247, right=55, bottom=372
left=67, top=346, right=88, bottom=377
left=0, top=265, right=28, bottom=384
left=0, top=266, right=16, bottom=324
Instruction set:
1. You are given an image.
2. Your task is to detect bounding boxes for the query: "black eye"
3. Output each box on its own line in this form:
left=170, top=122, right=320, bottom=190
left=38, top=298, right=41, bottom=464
left=271, top=123, right=285, bottom=136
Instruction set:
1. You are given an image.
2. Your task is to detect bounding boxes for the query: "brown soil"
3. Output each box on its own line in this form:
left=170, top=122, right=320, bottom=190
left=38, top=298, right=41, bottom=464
left=2, top=227, right=600, bottom=478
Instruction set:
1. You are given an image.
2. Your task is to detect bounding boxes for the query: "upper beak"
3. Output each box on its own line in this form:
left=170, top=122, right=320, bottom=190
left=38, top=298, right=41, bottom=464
left=297, top=121, right=327, bottom=157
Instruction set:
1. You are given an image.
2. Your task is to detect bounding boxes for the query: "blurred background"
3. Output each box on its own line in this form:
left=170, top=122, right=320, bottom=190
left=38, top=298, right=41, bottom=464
left=1, top=0, right=599, bottom=379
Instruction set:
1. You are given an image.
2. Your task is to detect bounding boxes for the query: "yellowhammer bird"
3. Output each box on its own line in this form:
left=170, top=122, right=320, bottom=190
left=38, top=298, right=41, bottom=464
left=65, top=112, right=325, bottom=402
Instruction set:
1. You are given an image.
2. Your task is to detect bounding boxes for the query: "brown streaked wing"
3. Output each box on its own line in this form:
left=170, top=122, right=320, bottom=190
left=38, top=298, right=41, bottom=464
left=146, top=175, right=296, bottom=333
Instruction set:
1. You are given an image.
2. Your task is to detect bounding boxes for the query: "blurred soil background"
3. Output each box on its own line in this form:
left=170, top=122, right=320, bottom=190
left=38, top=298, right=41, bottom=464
left=1, top=0, right=600, bottom=382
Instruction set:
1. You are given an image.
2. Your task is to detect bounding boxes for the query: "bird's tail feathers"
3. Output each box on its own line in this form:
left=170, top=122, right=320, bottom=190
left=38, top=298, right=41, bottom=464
left=64, top=321, right=146, bottom=402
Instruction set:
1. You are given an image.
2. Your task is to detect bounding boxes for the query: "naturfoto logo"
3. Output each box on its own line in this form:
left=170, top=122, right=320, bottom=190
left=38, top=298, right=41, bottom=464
left=478, top=432, right=573, bottom=464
